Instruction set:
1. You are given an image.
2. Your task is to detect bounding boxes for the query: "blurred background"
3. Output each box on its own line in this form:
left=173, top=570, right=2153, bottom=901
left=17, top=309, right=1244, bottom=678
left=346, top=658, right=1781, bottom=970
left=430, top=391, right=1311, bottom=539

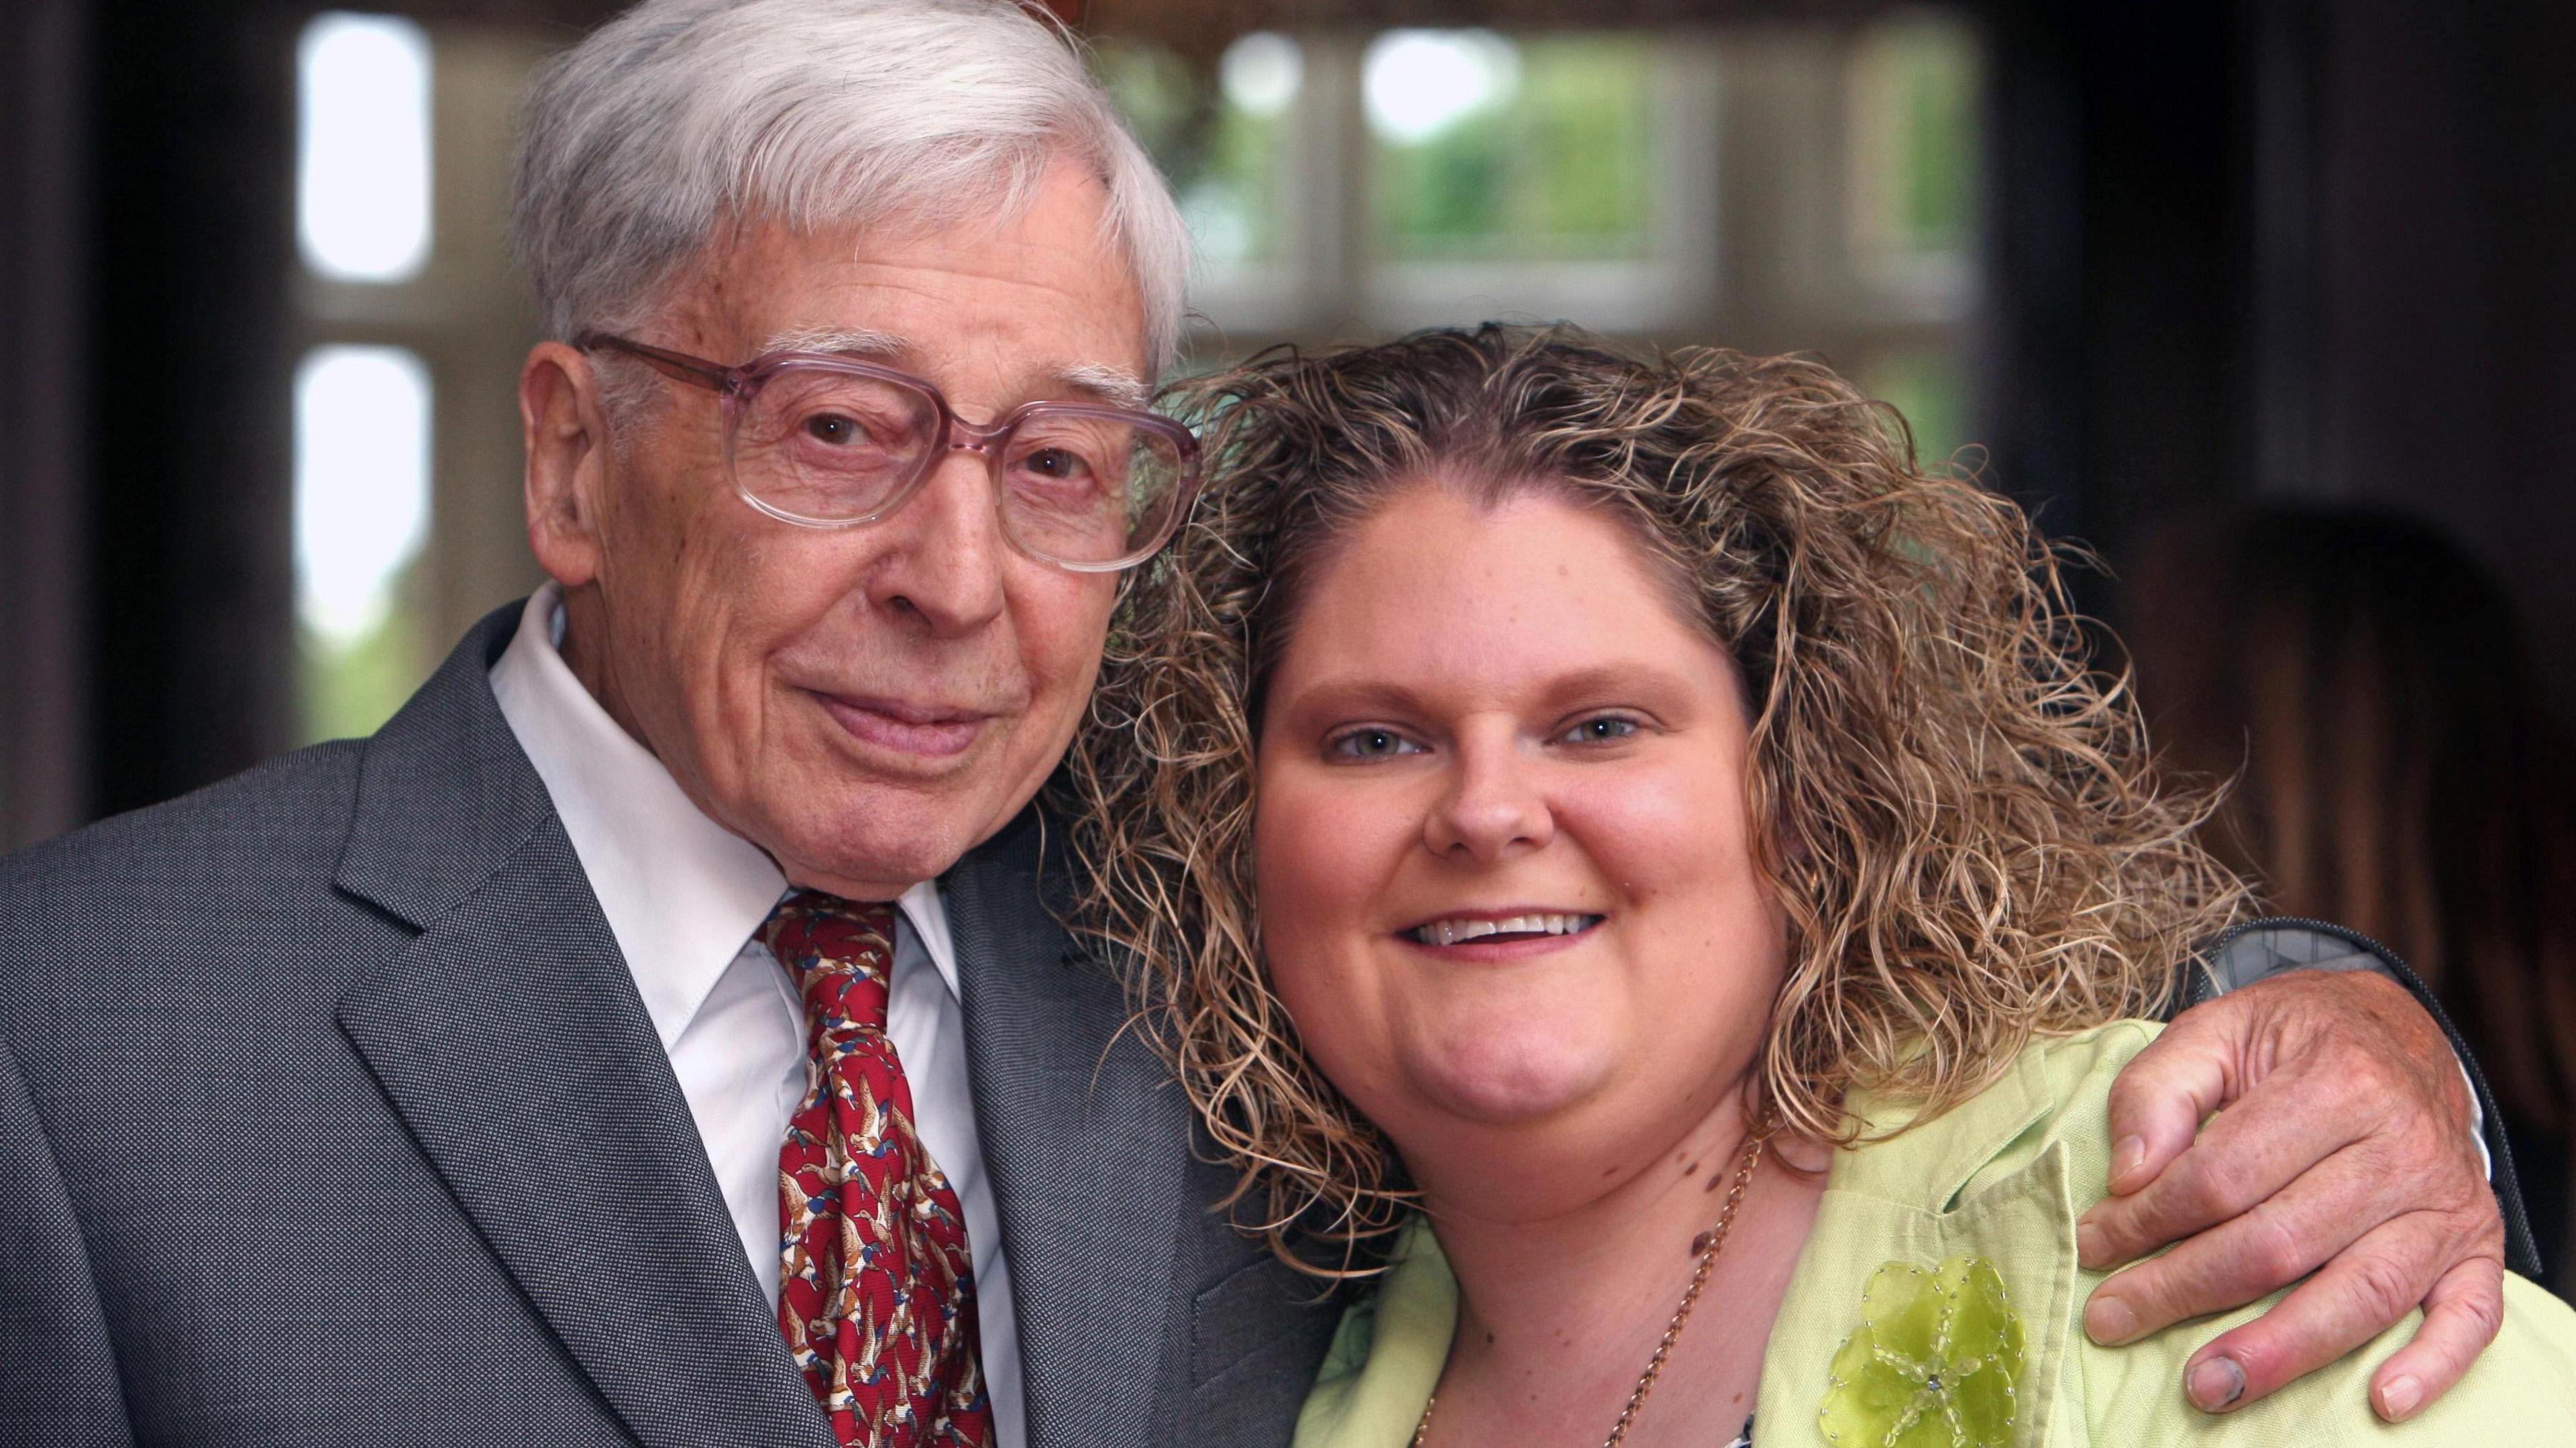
left=3, top=0, right=2575, bottom=1278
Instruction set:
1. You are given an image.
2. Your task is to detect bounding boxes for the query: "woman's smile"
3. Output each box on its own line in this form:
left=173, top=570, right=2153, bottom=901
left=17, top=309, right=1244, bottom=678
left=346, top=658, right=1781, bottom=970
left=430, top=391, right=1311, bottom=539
left=1399, top=909, right=1607, bottom=959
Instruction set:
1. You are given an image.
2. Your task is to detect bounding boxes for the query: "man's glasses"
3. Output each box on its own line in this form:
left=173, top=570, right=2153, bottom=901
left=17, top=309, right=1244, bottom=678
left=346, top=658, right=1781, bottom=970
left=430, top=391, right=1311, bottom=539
left=578, top=333, right=1201, bottom=572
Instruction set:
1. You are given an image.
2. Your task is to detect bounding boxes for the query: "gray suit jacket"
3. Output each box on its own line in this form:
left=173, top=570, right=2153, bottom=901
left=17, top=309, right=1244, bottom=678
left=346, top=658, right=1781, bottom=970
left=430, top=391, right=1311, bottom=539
left=0, top=605, right=1337, bottom=1447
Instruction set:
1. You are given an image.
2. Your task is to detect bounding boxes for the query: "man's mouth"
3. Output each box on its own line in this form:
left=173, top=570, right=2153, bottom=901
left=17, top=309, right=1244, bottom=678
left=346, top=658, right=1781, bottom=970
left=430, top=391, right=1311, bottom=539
left=810, top=690, right=996, bottom=759
left=1404, top=913, right=1605, bottom=948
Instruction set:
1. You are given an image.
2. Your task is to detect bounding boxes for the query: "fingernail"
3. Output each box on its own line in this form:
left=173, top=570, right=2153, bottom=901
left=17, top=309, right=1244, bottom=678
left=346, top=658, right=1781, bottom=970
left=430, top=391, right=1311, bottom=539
left=2076, top=1220, right=2110, bottom=1268
left=2110, top=1135, right=2147, bottom=1189
left=2379, top=1376, right=2423, bottom=1421
left=2186, top=1355, right=2246, bottom=1412
left=2084, top=1294, right=2137, bottom=1345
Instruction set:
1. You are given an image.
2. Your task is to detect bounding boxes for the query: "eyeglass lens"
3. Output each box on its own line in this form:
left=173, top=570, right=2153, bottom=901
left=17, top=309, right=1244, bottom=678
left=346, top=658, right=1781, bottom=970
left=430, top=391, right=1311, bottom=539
left=732, top=364, right=1187, bottom=565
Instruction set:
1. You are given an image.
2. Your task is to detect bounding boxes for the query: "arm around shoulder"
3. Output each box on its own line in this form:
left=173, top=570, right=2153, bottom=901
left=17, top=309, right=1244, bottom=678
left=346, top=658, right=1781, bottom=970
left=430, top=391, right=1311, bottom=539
left=0, top=1036, right=135, bottom=1448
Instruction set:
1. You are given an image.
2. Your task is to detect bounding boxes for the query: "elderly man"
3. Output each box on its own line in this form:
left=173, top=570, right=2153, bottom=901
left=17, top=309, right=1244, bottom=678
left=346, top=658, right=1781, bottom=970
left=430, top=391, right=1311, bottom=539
left=0, top=2, right=2528, bottom=1445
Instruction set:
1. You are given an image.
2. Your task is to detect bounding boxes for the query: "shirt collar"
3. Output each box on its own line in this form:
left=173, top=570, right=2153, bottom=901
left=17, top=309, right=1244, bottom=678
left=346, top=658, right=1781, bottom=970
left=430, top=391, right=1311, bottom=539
left=896, top=877, right=963, bottom=1001
left=488, top=586, right=967, bottom=1044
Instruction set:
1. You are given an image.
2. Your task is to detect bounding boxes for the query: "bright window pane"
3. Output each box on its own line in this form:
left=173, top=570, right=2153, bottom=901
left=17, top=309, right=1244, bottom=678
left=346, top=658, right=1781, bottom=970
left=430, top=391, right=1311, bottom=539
left=294, top=345, right=432, bottom=740
left=1366, top=31, right=1655, bottom=262
left=298, top=12, right=432, bottom=282
left=1849, top=17, right=1981, bottom=262
left=1097, top=34, right=1298, bottom=266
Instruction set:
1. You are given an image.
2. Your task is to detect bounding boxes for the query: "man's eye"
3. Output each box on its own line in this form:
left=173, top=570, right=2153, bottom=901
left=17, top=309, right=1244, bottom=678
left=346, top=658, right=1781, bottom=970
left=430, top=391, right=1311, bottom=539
left=804, top=412, right=863, bottom=445
left=1328, top=728, right=1423, bottom=761
left=1560, top=716, right=1640, bottom=744
left=1018, top=447, right=1091, bottom=481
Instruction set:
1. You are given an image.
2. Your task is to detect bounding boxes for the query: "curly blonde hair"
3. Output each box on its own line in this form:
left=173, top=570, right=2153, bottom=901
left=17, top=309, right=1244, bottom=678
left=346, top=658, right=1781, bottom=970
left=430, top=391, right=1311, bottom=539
left=1057, top=325, right=2245, bottom=1270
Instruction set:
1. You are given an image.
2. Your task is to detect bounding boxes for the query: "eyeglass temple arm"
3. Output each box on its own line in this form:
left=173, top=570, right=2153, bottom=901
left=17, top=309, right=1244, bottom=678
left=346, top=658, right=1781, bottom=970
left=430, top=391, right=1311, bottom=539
left=574, top=332, right=735, bottom=394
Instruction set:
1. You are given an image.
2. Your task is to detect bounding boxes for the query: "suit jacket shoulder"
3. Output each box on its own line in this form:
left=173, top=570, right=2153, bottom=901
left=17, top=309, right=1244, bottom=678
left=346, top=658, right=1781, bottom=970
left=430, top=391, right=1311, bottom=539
left=0, top=738, right=378, bottom=1040
left=0, top=604, right=827, bottom=1448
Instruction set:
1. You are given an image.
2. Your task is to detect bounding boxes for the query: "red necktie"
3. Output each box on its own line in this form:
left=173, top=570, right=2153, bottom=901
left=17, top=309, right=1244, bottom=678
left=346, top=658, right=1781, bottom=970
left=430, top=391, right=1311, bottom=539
left=763, top=890, right=994, bottom=1447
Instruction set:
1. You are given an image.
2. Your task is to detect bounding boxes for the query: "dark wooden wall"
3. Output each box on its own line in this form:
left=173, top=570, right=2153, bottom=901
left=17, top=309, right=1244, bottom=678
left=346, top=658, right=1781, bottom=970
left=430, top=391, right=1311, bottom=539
left=81, top=0, right=305, bottom=820
left=1, top=0, right=96, bottom=847
left=2312, top=0, right=2576, bottom=716
left=1982, top=0, right=2576, bottom=711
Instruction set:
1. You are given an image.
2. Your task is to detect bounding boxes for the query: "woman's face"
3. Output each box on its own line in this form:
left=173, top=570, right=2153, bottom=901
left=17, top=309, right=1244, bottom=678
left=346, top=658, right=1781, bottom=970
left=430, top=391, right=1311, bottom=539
left=1254, top=481, right=1787, bottom=1211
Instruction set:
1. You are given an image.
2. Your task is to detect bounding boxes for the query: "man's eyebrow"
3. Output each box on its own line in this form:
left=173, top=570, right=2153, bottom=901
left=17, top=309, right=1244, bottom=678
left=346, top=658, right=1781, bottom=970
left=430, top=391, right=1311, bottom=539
left=1053, top=362, right=1152, bottom=412
left=760, top=324, right=910, bottom=360
left=758, top=327, right=1152, bottom=410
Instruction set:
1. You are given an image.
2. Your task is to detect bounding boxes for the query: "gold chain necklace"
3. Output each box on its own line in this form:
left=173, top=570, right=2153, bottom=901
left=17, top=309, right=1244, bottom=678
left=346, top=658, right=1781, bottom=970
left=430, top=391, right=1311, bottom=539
left=1409, top=1123, right=1770, bottom=1448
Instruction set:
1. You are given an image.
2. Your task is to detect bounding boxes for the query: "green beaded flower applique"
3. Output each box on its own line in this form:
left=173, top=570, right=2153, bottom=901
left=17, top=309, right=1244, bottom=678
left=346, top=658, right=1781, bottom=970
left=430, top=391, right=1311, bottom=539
left=1818, top=1256, right=2025, bottom=1448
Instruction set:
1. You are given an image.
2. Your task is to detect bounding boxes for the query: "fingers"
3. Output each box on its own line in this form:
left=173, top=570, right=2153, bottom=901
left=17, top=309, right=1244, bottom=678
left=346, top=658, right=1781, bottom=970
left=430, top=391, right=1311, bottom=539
left=2080, top=1070, right=2359, bottom=1272
left=2098, top=1003, right=2240, bottom=1198
left=2082, top=1139, right=2379, bottom=1343
left=2368, top=1254, right=2507, bottom=1421
left=2166, top=1213, right=2449, bottom=1410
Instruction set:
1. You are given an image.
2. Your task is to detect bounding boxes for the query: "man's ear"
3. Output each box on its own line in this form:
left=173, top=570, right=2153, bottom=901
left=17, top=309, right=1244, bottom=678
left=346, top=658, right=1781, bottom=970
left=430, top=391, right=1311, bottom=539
left=521, top=341, right=610, bottom=589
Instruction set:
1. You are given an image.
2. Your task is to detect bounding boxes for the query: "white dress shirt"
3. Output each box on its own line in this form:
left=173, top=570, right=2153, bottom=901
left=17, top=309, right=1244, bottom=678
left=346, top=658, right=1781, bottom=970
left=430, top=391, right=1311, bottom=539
left=488, top=586, right=1026, bottom=1447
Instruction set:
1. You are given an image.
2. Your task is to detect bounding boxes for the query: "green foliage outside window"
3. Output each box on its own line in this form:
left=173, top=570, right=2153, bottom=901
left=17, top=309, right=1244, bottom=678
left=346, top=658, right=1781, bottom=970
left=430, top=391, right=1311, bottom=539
left=1862, top=349, right=1970, bottom=471
left=299, top=569, right=431, bottom=744
left=1852, top=19, right=1980, bottom=260
left=1372, top=36, right=1654, bottom=262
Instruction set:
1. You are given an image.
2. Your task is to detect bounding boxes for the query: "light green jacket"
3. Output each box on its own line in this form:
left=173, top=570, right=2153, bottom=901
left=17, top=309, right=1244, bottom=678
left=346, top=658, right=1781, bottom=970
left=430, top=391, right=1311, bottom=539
left=1296, top=1021, right=2576, bottom=1446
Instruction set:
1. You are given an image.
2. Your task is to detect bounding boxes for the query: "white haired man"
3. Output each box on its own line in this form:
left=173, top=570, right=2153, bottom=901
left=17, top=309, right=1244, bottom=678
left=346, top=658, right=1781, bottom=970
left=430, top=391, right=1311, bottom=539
left=0, top=3, right=2528, bottom=1445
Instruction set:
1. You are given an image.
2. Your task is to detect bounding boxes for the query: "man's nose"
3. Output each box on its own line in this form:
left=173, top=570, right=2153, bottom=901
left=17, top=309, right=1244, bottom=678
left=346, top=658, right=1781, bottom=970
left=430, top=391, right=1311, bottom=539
left=865, top=449, right=1008, bottom=635
left=1421, top=732, right=1555, bottom=862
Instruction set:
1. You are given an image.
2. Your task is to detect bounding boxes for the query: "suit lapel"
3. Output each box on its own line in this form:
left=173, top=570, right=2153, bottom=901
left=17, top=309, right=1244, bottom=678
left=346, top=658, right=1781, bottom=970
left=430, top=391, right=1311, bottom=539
left=331, top=607, right=832, bottom=1448
left=949, top=810, right=1194, bottom=1448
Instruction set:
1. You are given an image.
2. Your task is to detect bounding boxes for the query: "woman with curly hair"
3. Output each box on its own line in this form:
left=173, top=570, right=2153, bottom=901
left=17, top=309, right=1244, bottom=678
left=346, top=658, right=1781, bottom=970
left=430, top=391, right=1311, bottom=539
left=1061, top=326, right=2576, bottom=1445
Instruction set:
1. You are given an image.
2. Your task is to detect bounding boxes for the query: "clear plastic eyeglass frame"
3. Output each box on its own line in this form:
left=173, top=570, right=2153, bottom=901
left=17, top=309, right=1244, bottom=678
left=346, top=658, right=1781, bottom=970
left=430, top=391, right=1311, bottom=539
left=577, top=331, right=1202, bottom=573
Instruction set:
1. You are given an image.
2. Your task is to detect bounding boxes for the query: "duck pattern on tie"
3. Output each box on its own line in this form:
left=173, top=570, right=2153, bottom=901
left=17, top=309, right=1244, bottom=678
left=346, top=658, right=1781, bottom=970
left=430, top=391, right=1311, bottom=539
left=763, top=889, right=993, bottom=1448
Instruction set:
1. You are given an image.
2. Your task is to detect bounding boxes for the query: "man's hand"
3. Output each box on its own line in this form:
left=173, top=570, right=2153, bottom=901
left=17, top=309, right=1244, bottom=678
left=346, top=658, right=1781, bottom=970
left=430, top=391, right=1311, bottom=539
left=2077, top=968, right=2505, bottom=1422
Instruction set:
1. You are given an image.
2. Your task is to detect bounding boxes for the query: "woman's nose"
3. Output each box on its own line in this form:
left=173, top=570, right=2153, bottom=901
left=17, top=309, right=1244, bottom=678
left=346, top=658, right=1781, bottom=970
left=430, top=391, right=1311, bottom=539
left=1422, top=735, right=1554, bottom=861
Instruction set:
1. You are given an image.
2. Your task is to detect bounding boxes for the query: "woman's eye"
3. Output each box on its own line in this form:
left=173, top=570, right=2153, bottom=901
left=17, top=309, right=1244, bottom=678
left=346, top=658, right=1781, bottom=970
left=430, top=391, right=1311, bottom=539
left=1560, top=716, right=1640, bottom=744
left=1328, top=728, right=1423, bottom=761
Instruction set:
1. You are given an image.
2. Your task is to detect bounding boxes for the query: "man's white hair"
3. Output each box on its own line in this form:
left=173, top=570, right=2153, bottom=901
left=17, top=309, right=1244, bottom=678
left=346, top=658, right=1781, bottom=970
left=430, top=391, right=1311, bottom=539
left=511, top=0, right=1191, bottom=372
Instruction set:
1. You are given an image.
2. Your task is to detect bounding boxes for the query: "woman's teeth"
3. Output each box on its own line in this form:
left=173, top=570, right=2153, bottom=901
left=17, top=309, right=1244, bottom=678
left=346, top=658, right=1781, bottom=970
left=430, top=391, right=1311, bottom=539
left=1409, top=913, right=1601, bottom=947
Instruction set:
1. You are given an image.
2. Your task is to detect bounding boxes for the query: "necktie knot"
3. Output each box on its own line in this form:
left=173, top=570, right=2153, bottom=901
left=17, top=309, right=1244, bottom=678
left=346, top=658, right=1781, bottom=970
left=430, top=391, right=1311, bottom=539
left=761, top=889, right=898, bottom=1039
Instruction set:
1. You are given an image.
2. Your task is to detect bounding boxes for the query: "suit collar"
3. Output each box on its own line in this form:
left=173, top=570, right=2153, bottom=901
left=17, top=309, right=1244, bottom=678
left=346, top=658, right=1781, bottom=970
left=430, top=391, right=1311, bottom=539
left=947, top=807, right=1195, bottom=1448
left=333, top=602, right=553, bottom=930
left=331, top=606, right=833, bottom=1447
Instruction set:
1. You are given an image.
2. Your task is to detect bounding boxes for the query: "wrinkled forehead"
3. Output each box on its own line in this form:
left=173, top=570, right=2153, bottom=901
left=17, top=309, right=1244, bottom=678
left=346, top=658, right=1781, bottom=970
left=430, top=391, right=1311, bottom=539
left=662, top=187, right=1157, bottom=401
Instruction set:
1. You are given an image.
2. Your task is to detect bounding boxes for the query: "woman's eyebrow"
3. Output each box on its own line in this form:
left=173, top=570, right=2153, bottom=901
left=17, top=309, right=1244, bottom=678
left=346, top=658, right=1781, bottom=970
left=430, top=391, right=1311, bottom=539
left=1538, top=662, right=1695, bottom=703
left=1277, top=663, right=1691, bottom=718
left=1273, top=676, right=1431, bottom=718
